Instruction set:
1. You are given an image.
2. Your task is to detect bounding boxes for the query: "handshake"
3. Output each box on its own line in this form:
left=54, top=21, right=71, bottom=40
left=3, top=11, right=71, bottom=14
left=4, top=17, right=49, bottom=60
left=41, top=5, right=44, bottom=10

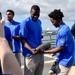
left=36, top=42, right=51, bottom=53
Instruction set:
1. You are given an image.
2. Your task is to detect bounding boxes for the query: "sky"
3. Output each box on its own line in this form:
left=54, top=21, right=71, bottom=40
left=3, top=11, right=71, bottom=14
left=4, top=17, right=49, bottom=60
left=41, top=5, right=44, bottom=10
left=0, top=0, right=75, bottom=30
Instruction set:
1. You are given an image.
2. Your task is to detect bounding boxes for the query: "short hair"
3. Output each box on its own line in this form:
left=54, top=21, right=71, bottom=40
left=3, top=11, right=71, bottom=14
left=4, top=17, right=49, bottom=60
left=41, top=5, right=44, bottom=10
left=31, top=5, right=40, bottom=12
left=48, top=9, right=64, bottom=20
left=6, top=9, right=15, bottom=16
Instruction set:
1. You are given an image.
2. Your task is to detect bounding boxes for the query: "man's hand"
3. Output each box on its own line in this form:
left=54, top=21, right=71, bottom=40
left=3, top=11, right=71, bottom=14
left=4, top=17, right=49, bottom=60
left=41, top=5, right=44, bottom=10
left=0, top=17, right=5, bottom=25
left=35, top=48, right=44, bottom=54
left=30, top=49, right=38, bottom=55
left=50, top=53, right=56, bottom=56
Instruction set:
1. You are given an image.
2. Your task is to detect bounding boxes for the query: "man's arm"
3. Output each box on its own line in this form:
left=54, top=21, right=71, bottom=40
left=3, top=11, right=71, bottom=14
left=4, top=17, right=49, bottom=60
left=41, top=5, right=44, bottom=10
left=0, top=37, right=22, bottom=75
left=20, top=37, right=37, bottom=55
left=44, top=46, right=64, bottom=54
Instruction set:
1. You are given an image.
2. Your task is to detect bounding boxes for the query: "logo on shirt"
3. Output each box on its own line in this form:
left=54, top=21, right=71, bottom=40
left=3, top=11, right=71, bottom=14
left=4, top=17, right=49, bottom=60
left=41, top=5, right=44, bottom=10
left=61, top=40, right=64, bottom=44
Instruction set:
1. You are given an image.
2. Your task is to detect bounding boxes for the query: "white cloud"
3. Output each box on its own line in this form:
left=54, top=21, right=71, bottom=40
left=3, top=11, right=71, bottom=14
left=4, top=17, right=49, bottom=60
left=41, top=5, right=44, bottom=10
left=0, top=0, right=75, bottom=21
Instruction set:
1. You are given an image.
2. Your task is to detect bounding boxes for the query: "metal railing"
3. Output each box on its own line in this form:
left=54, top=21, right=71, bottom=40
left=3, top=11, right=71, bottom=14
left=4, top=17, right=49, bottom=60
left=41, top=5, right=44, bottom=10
left=42, top=30, right=56, bottom=48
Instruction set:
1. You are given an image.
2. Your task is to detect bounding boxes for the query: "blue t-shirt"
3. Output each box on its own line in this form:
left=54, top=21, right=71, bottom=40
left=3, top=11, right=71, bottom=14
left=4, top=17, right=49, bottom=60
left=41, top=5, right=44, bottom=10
left=4, top=21, right=21, bottom=52
left=56, top=23, right=74, bottom=67
left=19, top=16, right=42, bottom=56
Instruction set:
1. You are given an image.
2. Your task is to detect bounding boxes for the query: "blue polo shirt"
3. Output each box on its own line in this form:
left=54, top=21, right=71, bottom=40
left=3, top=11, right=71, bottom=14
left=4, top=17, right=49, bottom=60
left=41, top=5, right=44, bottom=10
left=4, top=21, right=21, bottom=52
left=56, top=23, right=74, bottom=67
left=19, top=16, right=42, bottom=56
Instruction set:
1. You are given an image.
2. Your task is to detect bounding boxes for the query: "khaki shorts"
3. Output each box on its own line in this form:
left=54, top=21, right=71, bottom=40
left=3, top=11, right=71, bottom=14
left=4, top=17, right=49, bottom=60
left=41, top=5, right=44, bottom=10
left=24, top=54, right=44, bottom=75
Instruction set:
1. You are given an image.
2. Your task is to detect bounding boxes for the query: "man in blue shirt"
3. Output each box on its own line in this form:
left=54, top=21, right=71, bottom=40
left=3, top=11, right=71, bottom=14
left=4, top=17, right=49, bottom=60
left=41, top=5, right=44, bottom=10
left=19, top=5, right=44, bottom=75
left=71, top=23, right=75, bottom=61
left=71, top=23, right=75, bottom=37
left=4, top=10, right=21, bottom=66
left=44, top=9, right=74, bottom=75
